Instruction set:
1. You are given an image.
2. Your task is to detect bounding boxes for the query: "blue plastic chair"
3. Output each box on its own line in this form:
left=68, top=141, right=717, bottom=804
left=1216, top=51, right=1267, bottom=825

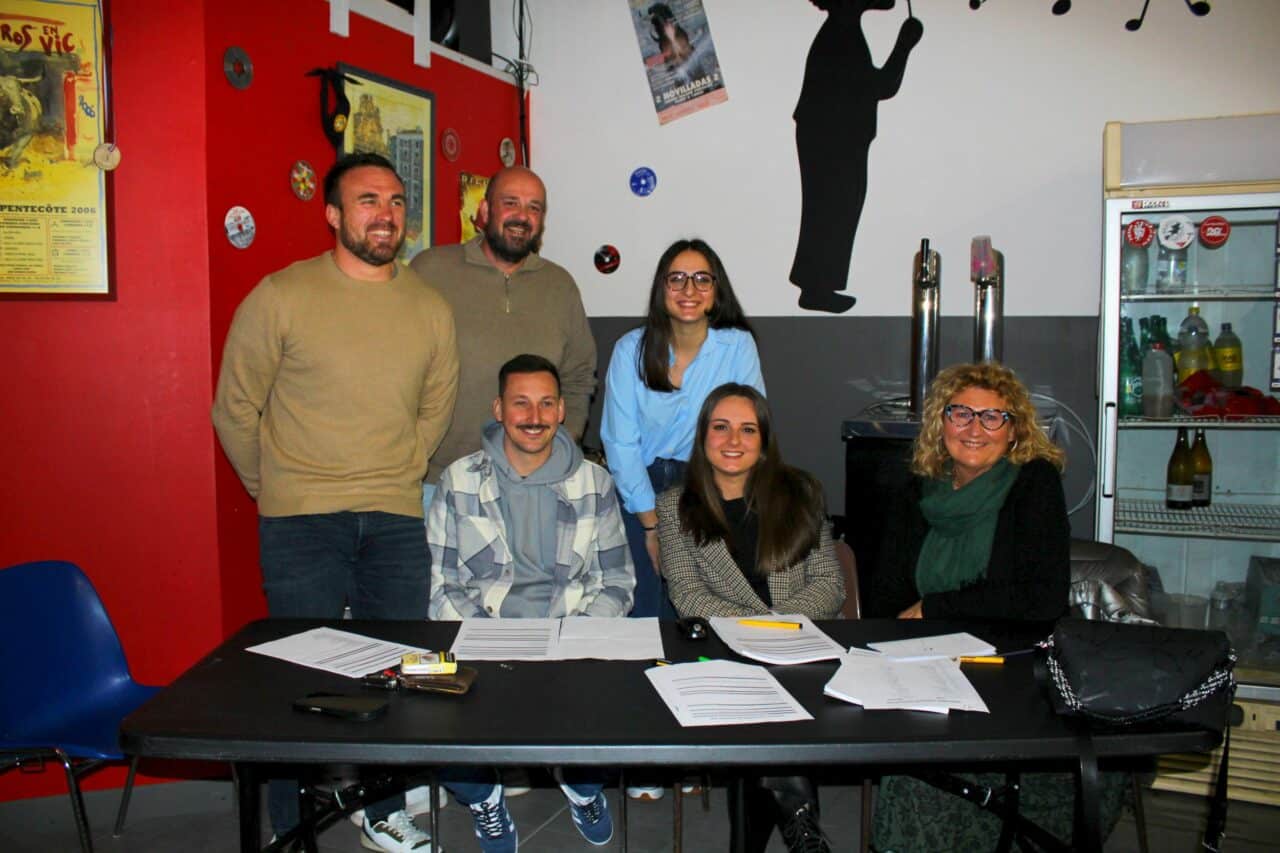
left=0, top=560, right=161, bottom=853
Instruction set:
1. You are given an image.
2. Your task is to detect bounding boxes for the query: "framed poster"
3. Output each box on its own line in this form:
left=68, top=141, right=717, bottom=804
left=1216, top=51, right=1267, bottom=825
left=337, top=64, right=433, bottom=262
left=0, top=0, right=110, bottom=295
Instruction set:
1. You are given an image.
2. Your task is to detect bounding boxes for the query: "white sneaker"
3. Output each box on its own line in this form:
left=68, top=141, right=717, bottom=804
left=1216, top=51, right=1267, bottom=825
left=625, top=785, right=665, bottom=801
left=350, top=785, right=448, bottom=826
left=360, top=810, right=436, bottom=852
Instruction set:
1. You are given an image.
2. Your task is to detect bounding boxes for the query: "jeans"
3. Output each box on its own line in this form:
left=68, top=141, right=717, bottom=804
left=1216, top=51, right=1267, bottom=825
left=623, top=458, right=686, bottom=619
left=440, top=767, right=604, bottom=806
left=259, top=511, right=431, bottom=834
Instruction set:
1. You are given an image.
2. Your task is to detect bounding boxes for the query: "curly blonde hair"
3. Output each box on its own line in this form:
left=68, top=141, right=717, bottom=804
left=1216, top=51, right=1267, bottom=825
left=911, top=362, right=1065, bottom=479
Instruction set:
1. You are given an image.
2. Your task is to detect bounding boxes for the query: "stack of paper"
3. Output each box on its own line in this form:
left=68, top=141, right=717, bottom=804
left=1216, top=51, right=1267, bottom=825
left=707, top=614, right=845, bottom=664
left=865, top=632, right=996, bottom=661
left=247, top=628, right=426, bottom=677
left=645, top=660, right=814, bottom=727
left=448, top=617, right=664, bottom=661
left=822, top=633, right=995, bottom=714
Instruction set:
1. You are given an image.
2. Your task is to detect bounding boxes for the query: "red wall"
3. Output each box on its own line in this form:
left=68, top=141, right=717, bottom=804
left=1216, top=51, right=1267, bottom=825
left=0, top=0, right=521, bottom=801
left=205, top=5, right=525, bottom=635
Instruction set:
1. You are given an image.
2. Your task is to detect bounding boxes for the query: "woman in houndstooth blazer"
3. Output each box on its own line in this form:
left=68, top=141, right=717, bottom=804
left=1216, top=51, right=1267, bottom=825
left=656, top=383, right=844, bottom=853
left=657, top=384, right=844, bottom=621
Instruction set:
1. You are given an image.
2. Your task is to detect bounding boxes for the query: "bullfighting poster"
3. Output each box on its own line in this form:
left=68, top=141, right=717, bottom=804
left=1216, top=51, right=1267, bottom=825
left=627, top=0, right=727, bottom=125
left=458, top=171, right=487, bottom=243
left=0, top=0, right=108, bottom=295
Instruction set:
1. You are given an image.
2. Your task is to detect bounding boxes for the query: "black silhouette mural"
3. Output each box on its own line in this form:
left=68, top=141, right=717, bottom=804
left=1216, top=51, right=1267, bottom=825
left=790, top=0, right=922, bottom=313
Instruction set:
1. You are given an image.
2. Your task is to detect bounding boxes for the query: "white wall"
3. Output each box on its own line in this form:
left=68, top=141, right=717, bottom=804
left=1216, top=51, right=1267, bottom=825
left=516, top=0, right=1280, bottom=318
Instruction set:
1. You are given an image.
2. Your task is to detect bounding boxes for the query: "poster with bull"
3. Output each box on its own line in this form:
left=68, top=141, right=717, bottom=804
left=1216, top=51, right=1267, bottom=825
left=627, top=0, right=728, bottom=125
left=0, top=0, right=107, bottom=295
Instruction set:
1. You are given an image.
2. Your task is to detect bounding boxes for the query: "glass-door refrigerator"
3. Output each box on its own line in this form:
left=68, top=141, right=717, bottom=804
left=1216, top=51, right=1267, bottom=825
left=1096, top=116, right=1280, bottom=695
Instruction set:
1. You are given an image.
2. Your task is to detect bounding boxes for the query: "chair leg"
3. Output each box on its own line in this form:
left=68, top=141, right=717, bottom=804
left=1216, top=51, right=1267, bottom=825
left=673, top=779, right=682, bottom=853
left=1130, top=773, right=1149, bottom=853
left=859, top=779, right=873, bottom=853
left=618, top=769, right=629, bottom=853
left=112, top=755, right=141, bottom=837
left=57, top=750, right=95, bottom=853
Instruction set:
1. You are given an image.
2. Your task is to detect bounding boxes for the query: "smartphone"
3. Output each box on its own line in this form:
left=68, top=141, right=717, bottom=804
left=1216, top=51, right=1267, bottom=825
left=292, top=692, right=389, bottom=722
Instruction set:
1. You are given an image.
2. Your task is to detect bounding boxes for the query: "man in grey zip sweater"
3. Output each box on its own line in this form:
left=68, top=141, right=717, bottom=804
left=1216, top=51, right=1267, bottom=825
left=427, top=354, right=633, bottom=852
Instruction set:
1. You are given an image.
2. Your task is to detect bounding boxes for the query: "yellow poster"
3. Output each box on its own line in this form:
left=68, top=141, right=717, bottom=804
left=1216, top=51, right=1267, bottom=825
left=0, top=0, right=108, bottom=295
left=459, top=172, right=487, bottom=243
left=339, top=64, right=434, bottom=264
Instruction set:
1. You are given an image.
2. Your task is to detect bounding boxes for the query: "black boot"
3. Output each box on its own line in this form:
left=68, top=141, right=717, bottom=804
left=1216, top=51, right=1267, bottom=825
left=762, top=776, right=829, bottom=853
left=727, top=777, right=778, bottom=853
left=779, top=800, right=830, bottom=853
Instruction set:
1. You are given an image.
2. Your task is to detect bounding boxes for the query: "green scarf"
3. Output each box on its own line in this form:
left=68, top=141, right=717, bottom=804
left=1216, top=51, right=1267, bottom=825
left=914, top=458, right=1018, bottom=596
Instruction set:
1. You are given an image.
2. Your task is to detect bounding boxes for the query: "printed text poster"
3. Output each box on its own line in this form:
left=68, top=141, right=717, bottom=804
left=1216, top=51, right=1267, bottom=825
left=0, top=0, right=108, bottom=294
left=627, top=0, right=728, bottom=125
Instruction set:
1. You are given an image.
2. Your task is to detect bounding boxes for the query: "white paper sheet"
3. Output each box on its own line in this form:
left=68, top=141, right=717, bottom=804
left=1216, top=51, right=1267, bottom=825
left=556, top=616, right=663, bottom=660
left=864, top=632, right=996, bottom=662
left=645, top=660, right=814, bottom=727
left=823, top=653, right=990, bottom=714
left=449, top=619, right=561, bottom=660
left=246, top=627, right=426, bottom=678
left=707, top=614, right=845, bottom=665
left=447, top=617, right=666, bottom=661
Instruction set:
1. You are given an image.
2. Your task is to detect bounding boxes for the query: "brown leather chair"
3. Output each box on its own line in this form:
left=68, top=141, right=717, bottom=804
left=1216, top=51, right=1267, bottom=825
left=833, top=538, right=861, bottom=620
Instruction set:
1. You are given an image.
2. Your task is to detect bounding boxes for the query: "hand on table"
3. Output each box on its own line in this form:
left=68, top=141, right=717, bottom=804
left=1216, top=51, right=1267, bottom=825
left=898, top=600, right=924, bottom=620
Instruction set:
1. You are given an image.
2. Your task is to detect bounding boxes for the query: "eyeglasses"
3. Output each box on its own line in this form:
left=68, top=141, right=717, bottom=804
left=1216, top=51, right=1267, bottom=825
left=944, top=404, right=1012, bottom=431
left=665, top=271, right=717, bottom=292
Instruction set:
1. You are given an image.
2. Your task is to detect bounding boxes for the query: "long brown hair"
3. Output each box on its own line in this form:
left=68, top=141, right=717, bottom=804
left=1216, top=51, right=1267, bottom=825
left=679, top=384, right=825, bottom=574
left=637, top=239, right=753, bottom=392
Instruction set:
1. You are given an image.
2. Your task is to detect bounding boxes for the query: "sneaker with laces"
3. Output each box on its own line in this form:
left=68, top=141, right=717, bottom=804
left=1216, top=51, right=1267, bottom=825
left=350, top=785, right=449, bottom=826
left=779, top=802, right=830, bottom=853
left=566, top=792, right=613, bottom=846
left=466, top=787, right=518, bottom=853
left=360, top=810, right=435, bottom=852
left=624, top=784, right=664, bottom=801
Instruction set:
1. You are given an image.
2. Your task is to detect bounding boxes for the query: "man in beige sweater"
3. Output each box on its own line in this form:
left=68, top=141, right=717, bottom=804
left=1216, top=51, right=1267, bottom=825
left=409, top=166, right=596, bottom=514
left=211, top=152, right=456, bottom=853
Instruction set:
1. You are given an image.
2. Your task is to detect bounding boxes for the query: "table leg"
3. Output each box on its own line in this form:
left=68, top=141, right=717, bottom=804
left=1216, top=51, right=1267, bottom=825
left=428, top=774, right=440, bottom=851
left=728, top=776, right=746, bottom=853
left=1074, top=737, right=1103, bottom=853
left=297, top=777, right=319, bottom=853
left=234, top=763, right=259, bottom=853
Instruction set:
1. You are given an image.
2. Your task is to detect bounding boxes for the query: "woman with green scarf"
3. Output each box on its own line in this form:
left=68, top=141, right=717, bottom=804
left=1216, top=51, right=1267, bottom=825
left=868, top=362, right=1078, bottom=853
left=869, top=361, right=1069, bottom=621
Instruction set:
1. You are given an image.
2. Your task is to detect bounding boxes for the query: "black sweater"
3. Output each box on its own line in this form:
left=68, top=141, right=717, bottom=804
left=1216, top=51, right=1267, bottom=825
left=866, top=458, right=1070, bottom=621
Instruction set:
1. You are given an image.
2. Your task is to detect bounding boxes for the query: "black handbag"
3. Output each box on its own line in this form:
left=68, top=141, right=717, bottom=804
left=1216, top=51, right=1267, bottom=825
left=1040, top=618, right=1237, bottom=852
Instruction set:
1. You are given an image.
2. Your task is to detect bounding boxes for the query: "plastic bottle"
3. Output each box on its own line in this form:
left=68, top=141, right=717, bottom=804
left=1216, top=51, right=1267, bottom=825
left=1175, top=306, right=1216, bottom=384
left=1191, top=428, right=1213, bottom=507
left=1119, top=317, right=1143, bottom=416
left=1165, top=428, right=1193, bottom=510
left=1155, top=215, right=1194, bottom=293
left=1122, top=241, right=1149, bottom=294
left=1142, top=342, right=1175, bottom=418
left=1214, top=323, right=1243, bottom=388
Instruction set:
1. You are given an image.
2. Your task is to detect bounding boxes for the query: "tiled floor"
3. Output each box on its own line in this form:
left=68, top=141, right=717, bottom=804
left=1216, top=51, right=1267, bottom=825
left=1, top=774, right=1278, bottom=852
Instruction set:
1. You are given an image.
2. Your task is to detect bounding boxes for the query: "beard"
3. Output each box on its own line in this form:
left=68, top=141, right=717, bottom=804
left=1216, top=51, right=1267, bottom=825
left=339, top=219, right=404, bottom=267
left=484, top=215, right=543, bottom=265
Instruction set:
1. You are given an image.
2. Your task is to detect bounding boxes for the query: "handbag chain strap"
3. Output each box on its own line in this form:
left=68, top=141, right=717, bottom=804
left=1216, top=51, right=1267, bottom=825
left=1044, top=637, right=1237, bottom=725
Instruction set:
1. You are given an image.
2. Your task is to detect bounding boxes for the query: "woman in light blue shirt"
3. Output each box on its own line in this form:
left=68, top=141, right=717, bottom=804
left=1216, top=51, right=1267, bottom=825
left=601, top=238, right=765, bottom=621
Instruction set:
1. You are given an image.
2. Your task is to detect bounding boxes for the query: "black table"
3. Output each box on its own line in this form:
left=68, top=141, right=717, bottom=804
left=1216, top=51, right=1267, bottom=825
left=121, top=618, right=1219, bottom=852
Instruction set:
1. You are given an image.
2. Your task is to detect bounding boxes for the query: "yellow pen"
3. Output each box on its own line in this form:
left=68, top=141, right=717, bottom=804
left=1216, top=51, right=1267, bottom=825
left=738, top=618, right=802, bottom=631
left=958, top=655, right=1004, bottom=665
